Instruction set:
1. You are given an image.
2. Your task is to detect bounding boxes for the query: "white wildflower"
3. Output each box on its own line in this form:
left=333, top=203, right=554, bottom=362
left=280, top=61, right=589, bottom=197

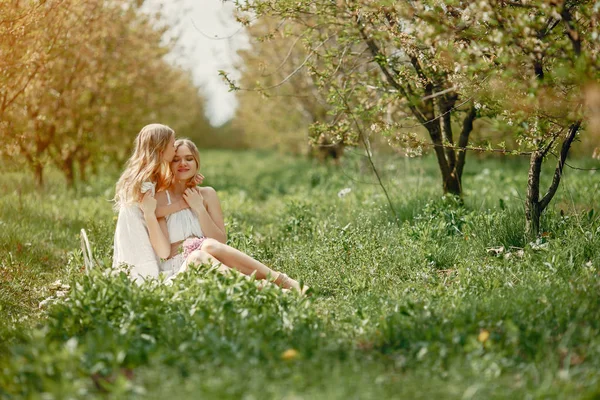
left=338, top=188, right=352, bottom=198
left=65, top=337, right=78, bottom=354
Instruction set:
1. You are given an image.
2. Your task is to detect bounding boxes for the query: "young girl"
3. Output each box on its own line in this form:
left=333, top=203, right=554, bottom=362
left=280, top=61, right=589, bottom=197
left=149, top=139, right=307, bottom=293
left=112, top=123, right=177, bottom=282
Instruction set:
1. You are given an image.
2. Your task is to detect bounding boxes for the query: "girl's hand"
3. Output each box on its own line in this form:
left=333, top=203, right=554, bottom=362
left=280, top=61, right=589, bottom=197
left=183, top=187, right=204, bottom=211
left=191, top=173, right=205, bottom=186
left=140, top=192, right=157, bottom=215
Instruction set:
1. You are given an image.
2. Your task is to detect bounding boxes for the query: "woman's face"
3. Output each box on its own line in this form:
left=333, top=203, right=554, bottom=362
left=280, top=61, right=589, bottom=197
left=171, top=145, right=198, bottom=181
left=161, top=136, right=176, bottom=163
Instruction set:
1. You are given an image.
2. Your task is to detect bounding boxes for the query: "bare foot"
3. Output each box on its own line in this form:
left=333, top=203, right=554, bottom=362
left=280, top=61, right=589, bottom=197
left=274, top=272, right=310, bottom=295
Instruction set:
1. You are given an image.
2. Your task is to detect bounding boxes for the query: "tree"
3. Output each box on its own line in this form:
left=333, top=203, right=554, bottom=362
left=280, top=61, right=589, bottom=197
left=232, top=17, right=336, bottom=156
left=233, top=0, right=599, bottom=235
left=0, top=0, right=215, bottom=187
left=232, top=1, right=481, bottom=195
left=429, top=0, right=598, bottom=236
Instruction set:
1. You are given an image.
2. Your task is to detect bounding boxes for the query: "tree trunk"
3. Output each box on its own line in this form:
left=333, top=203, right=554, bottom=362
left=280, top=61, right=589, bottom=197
left=539, top=122, right=580, bottom=211
left=526, top=201, right=542, bottom=238
left=525, top=122, right=580, bottom=237
left=78, top=157, right=88, bottom=182
left=440, top=94, right=458, bottom=172
left=425, top=122, right=458, bottom=196
left=33, top=163, right=44, bottom=188
left=64, top=165, right=75, bottom=188
left=444, top=173, right=461, bottom=196
left=455, top=106, right=477, bottom=183
left=525, top=150, right=543, bottom=237
left=63, top=155, right=75, bottom=188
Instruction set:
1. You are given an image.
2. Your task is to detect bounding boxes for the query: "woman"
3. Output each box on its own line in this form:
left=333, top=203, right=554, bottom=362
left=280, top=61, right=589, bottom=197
left=147, top=138, right=307, bottom=293
left=112, top=123, right=177, bottom=282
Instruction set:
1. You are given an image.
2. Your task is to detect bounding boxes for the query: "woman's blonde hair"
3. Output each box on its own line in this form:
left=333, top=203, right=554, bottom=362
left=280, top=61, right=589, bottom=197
left=174, top=138, right=202, bottom=187
left=114, top=124, right=175, bottom=209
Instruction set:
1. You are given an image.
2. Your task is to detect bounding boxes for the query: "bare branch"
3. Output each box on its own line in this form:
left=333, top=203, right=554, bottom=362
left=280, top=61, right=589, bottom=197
left=561, top=5, right=582, bottom=56
left=540, top=127, right=565, bottom=157
left=230, top=34, right=335, bottom=92
left=539, top=120, right=581, bottom=211
left=190, top=17, right=253, bottom=41
left=422, top=86, right=458, bottom=100
left=455, top=105, right=478, bottom=180
left=355, top=17, right=427, bottom=124
left=334, top=87, right=401, bottom=228
left=502, top=1, right=538, bottom=9
left=259, top=29, right=312, bottom=78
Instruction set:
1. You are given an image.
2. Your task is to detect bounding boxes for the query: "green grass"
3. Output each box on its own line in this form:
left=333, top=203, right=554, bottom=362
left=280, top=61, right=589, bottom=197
left=1, top=150, right=599, bottom=399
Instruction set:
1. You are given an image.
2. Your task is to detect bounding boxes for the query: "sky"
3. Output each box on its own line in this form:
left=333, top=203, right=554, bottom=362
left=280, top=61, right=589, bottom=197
left=146, top=0, right=251, bottom=126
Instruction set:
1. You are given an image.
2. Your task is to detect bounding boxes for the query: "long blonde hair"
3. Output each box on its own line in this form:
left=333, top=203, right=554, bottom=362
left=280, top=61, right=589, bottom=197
left=114, top=124, right=175, bottom=209
left=174, top=138, right=202, bottom=188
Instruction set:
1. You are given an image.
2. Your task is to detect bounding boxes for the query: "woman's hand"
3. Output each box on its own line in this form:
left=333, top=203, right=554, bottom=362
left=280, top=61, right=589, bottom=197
left=183, top=187, right=205, bottom=211
left=140, top=192, right=157, bottom=215
left=191, top=173, right=205, bottom=186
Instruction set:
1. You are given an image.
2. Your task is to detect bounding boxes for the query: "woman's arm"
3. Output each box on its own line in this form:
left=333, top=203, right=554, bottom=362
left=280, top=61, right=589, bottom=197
left=141, top=192, right=171, bottom=259
left=183, top=187, right=227, bottom=243
left=155, top=199, right=189, bottom=218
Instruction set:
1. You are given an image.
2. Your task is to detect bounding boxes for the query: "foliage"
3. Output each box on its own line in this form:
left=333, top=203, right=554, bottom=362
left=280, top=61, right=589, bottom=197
left=232, top=17, right=325, bottom=154
left=1, top=150, right=599, bottom=398
left=1, top=265, right=328, bottom=397
left=427, top=0, right=600, bottom=235
left=0, top=0, right=215, bottom=187
left=231, top=0, right=488, bottom=194
left=232, top=0, right=598, bottom=194
left=231, top=0, right=600, bottom=234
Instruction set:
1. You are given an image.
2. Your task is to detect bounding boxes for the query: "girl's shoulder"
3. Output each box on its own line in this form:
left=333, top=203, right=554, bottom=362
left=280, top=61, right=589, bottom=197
left=140, top=181, right=156, bottom=195
left=198, top=186, right=217, bottom=197
left=155, top=190, right=170, bottom=206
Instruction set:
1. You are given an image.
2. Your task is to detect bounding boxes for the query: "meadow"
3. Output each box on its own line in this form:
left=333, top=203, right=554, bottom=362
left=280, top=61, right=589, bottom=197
left=1, top=150, right=599, bottom=399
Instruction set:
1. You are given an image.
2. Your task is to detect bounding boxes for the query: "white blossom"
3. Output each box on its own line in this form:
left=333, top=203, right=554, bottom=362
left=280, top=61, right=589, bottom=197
left=337, top=188, right=352, bottom=198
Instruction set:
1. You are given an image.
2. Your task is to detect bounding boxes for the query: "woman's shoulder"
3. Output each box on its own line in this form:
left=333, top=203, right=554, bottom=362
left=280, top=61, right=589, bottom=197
left=155, top=190, right=170, bottom=206
left=117, top=203, right=143, bottom=218
left=198, top=186, right=217, bottom=197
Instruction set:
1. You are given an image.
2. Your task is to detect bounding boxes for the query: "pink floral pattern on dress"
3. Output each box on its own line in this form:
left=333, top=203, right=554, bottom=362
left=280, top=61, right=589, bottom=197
left=181, top=237, right=206, bottom=259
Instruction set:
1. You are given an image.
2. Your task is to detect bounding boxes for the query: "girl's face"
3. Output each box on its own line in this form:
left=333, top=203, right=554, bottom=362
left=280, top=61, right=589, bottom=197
left=171, top=145, right=198, bottom=181
left=161, top=136, right=176, bottom=163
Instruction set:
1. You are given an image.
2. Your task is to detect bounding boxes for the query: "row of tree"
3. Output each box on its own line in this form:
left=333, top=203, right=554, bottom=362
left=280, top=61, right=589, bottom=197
left=0, top=0, right=215, bottom=187
left=230, top=0, right=599, bottom=235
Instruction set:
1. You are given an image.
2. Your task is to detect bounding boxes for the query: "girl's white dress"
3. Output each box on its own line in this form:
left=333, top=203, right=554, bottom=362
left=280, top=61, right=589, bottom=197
left=158, top=190, right=205, bottom=277
left=112, top=185, right=204, bottom=283
left=112, top=204, right=161, bottom=283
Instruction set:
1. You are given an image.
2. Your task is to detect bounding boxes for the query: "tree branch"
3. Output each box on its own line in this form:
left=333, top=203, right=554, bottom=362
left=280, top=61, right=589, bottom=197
left=561, top=5, right=581, bottom=56
left=455, top=105, right=477, bottom=180
left=354, top=17, right=428, bottom=124
left=440, top=93, right=458, bottom=171
left=334, top=88, right=401, bottom=228
left=502, top=1, right=538, bottom=9
left=539, top=120, right=581, bottom=211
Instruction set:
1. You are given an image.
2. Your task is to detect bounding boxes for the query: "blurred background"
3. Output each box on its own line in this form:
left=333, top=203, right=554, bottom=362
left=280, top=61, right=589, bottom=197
left=1, top=0, right=598, bottom=190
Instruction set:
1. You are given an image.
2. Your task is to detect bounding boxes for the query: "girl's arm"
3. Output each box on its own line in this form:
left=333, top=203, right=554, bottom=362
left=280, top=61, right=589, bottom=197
left=183, top=187, right=227, bottom=243
left=155, top=199, right=189, bottom=218
left=141, top=192, right=171, bottom=259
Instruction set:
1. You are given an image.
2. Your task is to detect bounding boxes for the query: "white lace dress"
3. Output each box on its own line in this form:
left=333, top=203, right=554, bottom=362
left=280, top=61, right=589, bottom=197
left=112, top=204, right=161, bottom=283
left=158, top=190, right=205, bottom=276
left=112, top=182, right=163, bottom=283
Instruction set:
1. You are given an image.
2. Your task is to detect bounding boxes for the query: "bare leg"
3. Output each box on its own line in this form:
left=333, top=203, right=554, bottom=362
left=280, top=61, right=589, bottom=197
left=200, top=239, right=306, bottom=292
left=184, top=249, right=269, bottom=288
left=181, top=249, right=230, bottom=274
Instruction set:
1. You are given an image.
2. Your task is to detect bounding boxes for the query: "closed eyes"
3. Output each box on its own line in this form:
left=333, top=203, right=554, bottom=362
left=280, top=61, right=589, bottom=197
left=172, top=157, right=194, bottom=163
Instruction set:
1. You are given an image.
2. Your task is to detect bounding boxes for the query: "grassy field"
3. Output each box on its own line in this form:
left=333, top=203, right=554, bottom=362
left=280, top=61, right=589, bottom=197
left=1, top=150, right=599, bottom=399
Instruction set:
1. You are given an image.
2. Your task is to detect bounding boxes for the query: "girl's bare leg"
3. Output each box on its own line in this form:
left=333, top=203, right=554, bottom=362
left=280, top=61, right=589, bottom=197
left=181, top=249, right=230, bottom=274
left=200, top=238, right=306, bottom=292
left=184, top=249, right=268, bottom=289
